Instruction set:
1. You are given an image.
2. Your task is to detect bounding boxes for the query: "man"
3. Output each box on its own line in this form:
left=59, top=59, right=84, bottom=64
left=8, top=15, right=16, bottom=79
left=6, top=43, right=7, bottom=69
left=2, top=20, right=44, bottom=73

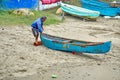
left=31, top=16, right=47, bottom=45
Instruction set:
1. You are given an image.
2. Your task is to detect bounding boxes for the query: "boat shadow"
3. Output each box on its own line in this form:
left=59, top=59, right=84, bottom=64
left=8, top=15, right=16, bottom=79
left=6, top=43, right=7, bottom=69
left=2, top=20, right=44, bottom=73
left=74, top=52, right=104, bottom=61
left=64, top=13, right=97, bottom=21
left=58, top=50, right=104, bottom=61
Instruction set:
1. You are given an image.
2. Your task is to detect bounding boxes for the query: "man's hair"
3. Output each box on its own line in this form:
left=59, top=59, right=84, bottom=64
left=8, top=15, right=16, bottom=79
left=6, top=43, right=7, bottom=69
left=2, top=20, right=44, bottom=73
left=41, top=16, right=47, bottom=19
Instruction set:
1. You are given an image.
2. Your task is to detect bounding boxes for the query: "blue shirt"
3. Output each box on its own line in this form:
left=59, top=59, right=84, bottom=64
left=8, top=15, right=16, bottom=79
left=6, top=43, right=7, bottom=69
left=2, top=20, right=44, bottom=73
left=31, top=18, right=43, bottom=33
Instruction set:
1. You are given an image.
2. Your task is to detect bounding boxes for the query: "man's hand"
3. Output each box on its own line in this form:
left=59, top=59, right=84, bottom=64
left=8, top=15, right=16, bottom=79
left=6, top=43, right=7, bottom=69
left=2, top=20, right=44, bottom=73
left=41, top=31, right=44, bottom=34
left=42, top=26, right=44, bottom=30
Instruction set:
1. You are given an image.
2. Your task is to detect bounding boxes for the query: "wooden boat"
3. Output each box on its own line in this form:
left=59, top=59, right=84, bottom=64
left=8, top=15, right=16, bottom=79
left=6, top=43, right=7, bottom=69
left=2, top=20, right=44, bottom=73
left=60, top=3, right=100, bottom=19
left=81, top=0, right=120, bottom=16
left=40, top=33, right=111, bottom=54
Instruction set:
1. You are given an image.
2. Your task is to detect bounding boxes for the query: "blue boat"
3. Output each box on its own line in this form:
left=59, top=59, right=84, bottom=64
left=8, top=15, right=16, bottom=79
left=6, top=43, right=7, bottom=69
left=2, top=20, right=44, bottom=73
left=40, top=33, right=111, bottom=54
left=60, top=3, right=100, bottom=19
left=80, top=0, right=120, bottom=16
left=0, top=0, right=37, bottom=10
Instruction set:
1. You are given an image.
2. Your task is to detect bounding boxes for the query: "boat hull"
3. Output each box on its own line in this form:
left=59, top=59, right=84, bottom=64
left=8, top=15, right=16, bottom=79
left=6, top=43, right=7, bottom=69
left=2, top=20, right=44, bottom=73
left=60, top=3, right=100, bottom=18
left=81, top=0, right=119, bottom=16
left=40, top=34, right=111, bottom=54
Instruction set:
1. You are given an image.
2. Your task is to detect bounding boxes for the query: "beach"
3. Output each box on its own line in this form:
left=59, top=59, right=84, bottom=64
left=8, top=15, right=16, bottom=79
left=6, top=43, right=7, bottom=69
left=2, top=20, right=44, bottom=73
left=0, top=16, right=120, bottom=80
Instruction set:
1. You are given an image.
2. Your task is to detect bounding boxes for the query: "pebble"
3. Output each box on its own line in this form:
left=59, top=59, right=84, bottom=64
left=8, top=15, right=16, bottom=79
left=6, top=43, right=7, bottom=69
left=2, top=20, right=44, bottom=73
left=51, top=75, right=57, bottom=78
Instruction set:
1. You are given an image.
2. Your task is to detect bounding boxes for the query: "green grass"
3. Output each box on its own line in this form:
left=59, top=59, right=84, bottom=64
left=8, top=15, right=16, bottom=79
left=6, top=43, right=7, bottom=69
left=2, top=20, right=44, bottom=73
left=0, top=0, right=119, bottom=26
left=0, top=0, right=84, bottom=26
left=0, top=8, right=62, bottom=26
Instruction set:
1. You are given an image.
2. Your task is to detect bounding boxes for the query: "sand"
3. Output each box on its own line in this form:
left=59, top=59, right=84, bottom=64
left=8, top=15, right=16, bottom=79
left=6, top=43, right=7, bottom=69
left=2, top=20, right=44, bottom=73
left=0, top=16, right=120, bottom=80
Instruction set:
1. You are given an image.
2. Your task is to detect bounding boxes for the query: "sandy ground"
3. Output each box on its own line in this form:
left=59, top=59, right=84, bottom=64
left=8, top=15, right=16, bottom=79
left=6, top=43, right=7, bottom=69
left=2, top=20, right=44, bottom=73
left=0, top=15, right=120, bottom=80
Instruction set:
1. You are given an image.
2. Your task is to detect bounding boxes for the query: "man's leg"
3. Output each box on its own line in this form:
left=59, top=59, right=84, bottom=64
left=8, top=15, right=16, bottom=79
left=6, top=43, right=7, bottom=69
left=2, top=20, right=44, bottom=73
left=32, top=28, right=39, bottom=42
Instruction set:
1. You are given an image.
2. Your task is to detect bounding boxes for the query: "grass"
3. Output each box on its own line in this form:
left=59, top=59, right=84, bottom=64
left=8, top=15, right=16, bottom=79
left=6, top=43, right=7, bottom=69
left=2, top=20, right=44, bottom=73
left=0, top=0, right=119, bottom=26
left=0, top=0, right=81, bottom=26
left=0, top=8, right=62, bottom=26
left=63, top=0, right=81, bottom=6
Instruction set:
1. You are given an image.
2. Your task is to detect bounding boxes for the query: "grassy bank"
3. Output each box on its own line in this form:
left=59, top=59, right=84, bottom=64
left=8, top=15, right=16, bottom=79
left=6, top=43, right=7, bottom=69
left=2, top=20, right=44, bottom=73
left=0, top=0, right=81, bottom=26
left=0, top=0, right=117, bottom=26
left=0, top=8, right=62, bottom=26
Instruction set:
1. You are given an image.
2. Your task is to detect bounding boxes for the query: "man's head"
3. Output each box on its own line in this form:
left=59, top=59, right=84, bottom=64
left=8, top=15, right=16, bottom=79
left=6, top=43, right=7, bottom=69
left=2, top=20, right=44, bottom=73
left=41, top=16, right=47, bottom=22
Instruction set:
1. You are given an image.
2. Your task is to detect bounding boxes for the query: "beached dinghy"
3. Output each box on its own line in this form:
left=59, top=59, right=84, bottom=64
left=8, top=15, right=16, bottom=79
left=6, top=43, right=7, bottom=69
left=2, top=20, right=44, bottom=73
left=60, top=3, right=100, bottom=19
left=40, top=33, right=111, bottom=54
left=81, top=0, right=120, bottom=16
